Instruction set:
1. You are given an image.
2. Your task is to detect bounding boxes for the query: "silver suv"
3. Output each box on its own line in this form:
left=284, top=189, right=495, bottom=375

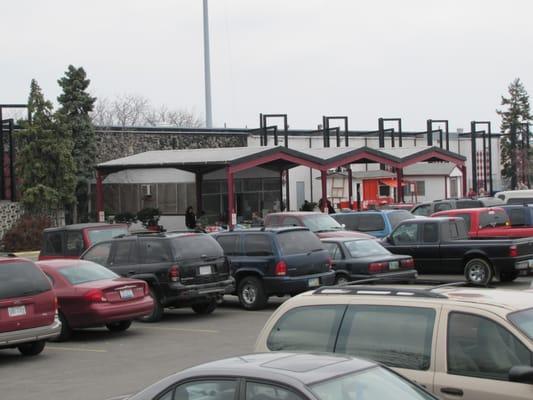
left=255, top=285, right=533, bottom=400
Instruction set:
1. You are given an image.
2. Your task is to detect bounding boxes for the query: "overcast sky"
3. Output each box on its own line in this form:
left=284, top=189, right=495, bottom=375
left=3, top=0, right=532, bottom=132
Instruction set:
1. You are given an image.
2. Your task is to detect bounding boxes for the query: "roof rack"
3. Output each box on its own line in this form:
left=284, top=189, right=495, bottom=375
left=313, top=285, right=447, bottom=299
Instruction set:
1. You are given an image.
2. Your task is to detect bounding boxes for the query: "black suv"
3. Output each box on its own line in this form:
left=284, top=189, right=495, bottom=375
left=213, top=227, right=334, bottom=310
left=81, top=233, right=234, bottom=321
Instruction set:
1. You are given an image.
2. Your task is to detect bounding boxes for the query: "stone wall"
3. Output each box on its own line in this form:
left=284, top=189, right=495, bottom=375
left=95, top=128, right=248, bottom=163
left=0, top=201, right=24, bottom=241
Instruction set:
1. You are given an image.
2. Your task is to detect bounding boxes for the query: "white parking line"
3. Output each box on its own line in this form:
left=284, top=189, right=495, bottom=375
left=138, top=326, right=219, bottom=334
left=47, top=346, right=107, bottom=353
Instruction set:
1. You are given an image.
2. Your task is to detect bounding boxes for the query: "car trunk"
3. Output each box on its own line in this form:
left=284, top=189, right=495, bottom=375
left=76, top=279, right=147, bottom=303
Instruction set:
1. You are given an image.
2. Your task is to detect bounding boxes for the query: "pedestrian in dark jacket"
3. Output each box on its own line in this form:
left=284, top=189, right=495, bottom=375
left=185, top=206, right=196, bottom=229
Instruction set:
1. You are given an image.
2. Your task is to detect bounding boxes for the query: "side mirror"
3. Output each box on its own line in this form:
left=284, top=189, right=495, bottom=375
left=384, top=235, right=393, bottom=244
left=509, top=366, right=533, bottom=384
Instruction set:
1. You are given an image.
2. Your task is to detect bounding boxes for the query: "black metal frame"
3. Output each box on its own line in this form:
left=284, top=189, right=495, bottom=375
left=322, top=116, right=349, bottom=147
left=427, top=119, right=449, bottom=150
left=378, top=118, right=402, bottom=148
left=471, top=121, right=492, bottom=194
left=259, top=113, right=288, bottom=147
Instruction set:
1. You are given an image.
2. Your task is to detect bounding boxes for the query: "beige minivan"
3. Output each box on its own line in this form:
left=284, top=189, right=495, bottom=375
left=255, top=286, right=533, bottom=400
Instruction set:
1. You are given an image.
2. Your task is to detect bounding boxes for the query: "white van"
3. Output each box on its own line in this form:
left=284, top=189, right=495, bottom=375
left=495, top=190, right=533, bottom=205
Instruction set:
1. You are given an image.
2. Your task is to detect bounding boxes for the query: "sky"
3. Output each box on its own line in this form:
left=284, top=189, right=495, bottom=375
left=3, top=0, right=533, bottom=132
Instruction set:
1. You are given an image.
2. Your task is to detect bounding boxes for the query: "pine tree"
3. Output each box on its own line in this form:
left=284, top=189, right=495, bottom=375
left=16, top=80, right=76, bottom=214
left=57, top=65, right=97, bottom=222
left=497, top=78, right=532, bottom=189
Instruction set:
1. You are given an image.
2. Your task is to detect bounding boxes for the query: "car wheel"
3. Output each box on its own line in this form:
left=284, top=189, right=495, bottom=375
left=51, top=311, right=72, bottom=342
left=500, top=270, right=519, bottom=282
left=137, top=287, right=164, bottom=323
left=238, top=276, right=268, bottom=310
left=18, top=340, right=46, bottom=356
left=334, top=274, right=350, bottom=285
left=106, top=320, right=132, bottom=332
left=191, top=300, right=217, bottom=315
left=464, top=258, right=493, bottom=286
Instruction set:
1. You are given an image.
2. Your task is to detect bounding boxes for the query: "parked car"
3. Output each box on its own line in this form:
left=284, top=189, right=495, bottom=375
left=36, top=259, right=154, bottom=341
left=410, top=198, right=504, bottom=217
left=381, top=217, right=533, bottom=284
left=38, top=223, right=129, bottom=260
left=0, top=258, right=61, bottom=356
left=121, top=352, right=437, bottom=400
left=81, top=232, right=234, bottom=322
left=431, top=207, right=533, bottom=238
left=495, top=189, right=533, bottom=205
left=501, top=205, right=533, bottom=227
left=255, top=285, right=533, bottom=400
left=331, top=209, right=414, bottom=238
left=321, top=237, right=416, bottom=284
left=213, top=227, right=335, bottom=310
left=264, top=212, right=373, bottom=239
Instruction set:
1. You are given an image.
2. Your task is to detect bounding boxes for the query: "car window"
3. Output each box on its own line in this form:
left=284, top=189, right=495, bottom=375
left=447, top=312, right=532, bottom=380
left=392, top=223, right=420, bottom=244
left=267, top=305, right=346, bottom=352
left=479, top=209, right=509, bottom=228
left=422, top=223, right=439, bottom=243
left=0, top=261, right=52, bottom=300
left=507, top=197, right=533, bottom=205
left=434, top=202, right=452, bottom=212
left=357, top=214, right=386, bottom=232
left=159, top=380, right=238, bottom=400
left=216, top=235, right=242, bottom=256
left=65, top=231, right=84, bottom=256
left=412, top=204, right=431, bottom=216
left=322, top=242, right=343, bottom=260
left=42, top=231, right=63, bottom=255
left=244, top=235, right=274, bottom=257
left=82, top=242, right=112, bottom=266
left=454, top=213, right=472, bottom=230
left=336, top=305, right=436, bottom=370
left=277, top=230, right=323, bottom=255
left=508, top=308, right=533, bottom=340
left=58, top=262, right=118, bottom=285
left=172, top=235, right=224, bottom=259
left=281, top=216, right=302, bottom=227
left=507, top=209, right=526, bottom=226
left=388, top=211, right=414, bottom=229
left=344, top=239, right=390, bottom=258
left=87, top=227, right=128, bottom=245
left=141, top=240, right=172, bottom=263
left=301, top=214, right=343, bottom=232
left=112, top=240, right=136, bottom=265
left=332, top=214, right=359, bottom=231
left=448, top=222, right=460, bottom=240
left=246, top=382, right=304, bottom=400
left=456, top=200, right=482, bottom=208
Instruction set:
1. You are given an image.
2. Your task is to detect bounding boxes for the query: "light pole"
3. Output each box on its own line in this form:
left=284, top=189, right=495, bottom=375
left=203, top=0, right=213, bottom=128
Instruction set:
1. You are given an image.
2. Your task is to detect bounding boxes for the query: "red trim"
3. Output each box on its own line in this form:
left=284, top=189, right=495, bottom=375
left=399, top=150, right=465, bottom=168
left=322, top=152, right=400, bottom=170
left=230, top=151, right=322, bottom=174
left=321, top=171, right=328, bottom=212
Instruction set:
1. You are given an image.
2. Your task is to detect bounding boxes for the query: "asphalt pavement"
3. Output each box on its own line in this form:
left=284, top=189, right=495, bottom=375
left=1, top=276, right=532, bottom=400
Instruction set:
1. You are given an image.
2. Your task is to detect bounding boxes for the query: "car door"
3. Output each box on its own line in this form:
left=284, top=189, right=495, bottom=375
left=108, top=239, right=139, bottom=277
left=215, top=234, right=243, bottom=276
left=242, top=234, right=276, bottom=277
left=81, top=241, right=113, bottom=267
left=245, top=380, right=308, bottom=400
left=335, top=302, right=440, bottom=393
left=322, top=242, right=349, bottom=276
left=434, top=306, right=533, bottom=400
left=388, top=222, right=426, bottom=271
left=416, top=222, right=442, bottom=273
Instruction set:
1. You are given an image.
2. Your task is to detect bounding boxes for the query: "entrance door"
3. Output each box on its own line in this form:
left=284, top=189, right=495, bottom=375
left=296, top=181, right=305, bottom=211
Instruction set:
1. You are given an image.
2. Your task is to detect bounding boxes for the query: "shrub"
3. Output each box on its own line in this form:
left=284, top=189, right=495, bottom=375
left=2, top=215, right=52, bottom=252
left=137, top=208, right=161, bottom=228
left=114, top=211, right=137, bottom=225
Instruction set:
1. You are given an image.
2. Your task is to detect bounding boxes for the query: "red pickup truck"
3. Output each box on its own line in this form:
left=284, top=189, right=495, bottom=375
left=431, top=207, right=533, bottom=238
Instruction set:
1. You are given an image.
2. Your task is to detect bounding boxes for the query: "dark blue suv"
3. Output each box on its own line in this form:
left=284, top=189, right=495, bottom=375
left=213, top=227, right=334, bottom=310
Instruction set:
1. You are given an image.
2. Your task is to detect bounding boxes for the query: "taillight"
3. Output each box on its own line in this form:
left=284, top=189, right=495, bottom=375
left=142, top=281, right=149, bottom=296
left=368, top=262, right=386, bottom=273
left=275, top=260, right=287, bottom=276
left=400, top=258, right=415, bottom=268
left=85, top=289, right=107, bottom=303
left=510, top=245, right=518, bottom=257
left=54, top=296, right=58, bottom=312
left=169, top=265, right=180, bottom=282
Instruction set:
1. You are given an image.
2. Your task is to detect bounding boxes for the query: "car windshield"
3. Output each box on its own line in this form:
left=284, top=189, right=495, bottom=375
left=344, top=239, right=390, bottom=258
left=172, top=234, right=224, bottom=259
left=59, top=262, right=118, bottom=285
left=0, top=261, right=51, bottom=300
left=508, top=308, right=533, bottom=340
left=310, top=366, right=435, bottom=400
left=87, top=227, right=128, bottom=245
left=303, top=214, right=343, bottom=232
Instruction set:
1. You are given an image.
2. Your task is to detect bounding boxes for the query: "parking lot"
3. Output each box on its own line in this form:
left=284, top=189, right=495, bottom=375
left=2, top=275, right=532, bottom=400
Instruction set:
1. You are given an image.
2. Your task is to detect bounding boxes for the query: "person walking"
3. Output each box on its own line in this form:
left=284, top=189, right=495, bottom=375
left=185, top=206, right=196, bottom=229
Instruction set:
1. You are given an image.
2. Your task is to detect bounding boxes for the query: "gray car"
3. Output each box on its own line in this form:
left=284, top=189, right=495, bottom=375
left=113, top=352, right=436, bottom=400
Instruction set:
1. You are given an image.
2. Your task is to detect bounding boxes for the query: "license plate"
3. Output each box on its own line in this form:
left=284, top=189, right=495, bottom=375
left=199, top=266, right=212, bottom=275
left=8, top=305, right=26, bottom=317
left=389, top=261, right=399, bottom=270
left=120, top=289, right=134, bottom=299
left=516, top=261, right=529, bottom=270
left=308, top=278, right=320, bottom=287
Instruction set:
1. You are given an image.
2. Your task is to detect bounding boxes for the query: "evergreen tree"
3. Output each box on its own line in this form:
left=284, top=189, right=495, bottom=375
left=497, top=78, right=531, bottom=189
left=16, top=80, right=76, bottom=214
left=57, top=65, right=96, bottom=222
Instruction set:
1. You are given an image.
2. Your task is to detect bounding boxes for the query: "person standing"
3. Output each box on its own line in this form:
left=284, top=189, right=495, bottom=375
left=185, top=206, right=196, bottom=229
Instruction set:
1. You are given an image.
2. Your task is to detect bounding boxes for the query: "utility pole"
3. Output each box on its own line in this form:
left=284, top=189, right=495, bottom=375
left=203, top=0, right=213, bottom=128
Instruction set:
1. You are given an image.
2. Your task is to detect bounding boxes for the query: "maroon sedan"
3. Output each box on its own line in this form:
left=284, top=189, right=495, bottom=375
left=36, top=259, right=154, bottom=341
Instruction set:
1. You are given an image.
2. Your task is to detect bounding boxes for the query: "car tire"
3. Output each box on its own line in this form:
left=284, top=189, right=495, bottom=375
left=137, top=287, right=164, bottom=323
left=51, top=311, right=72, bottom=342
left=106, top=320, right=132, bottom=332
left=238, top=276, right=268, bottom=310
left=464, top=258, right=493, bottom=286
left=334, top=274, right=350, bottom=285
left=191, top=300, right=217, bottom=315
left=18, top=340, right=46, bottom=356
left=500, top=270, right=519, bottom=282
